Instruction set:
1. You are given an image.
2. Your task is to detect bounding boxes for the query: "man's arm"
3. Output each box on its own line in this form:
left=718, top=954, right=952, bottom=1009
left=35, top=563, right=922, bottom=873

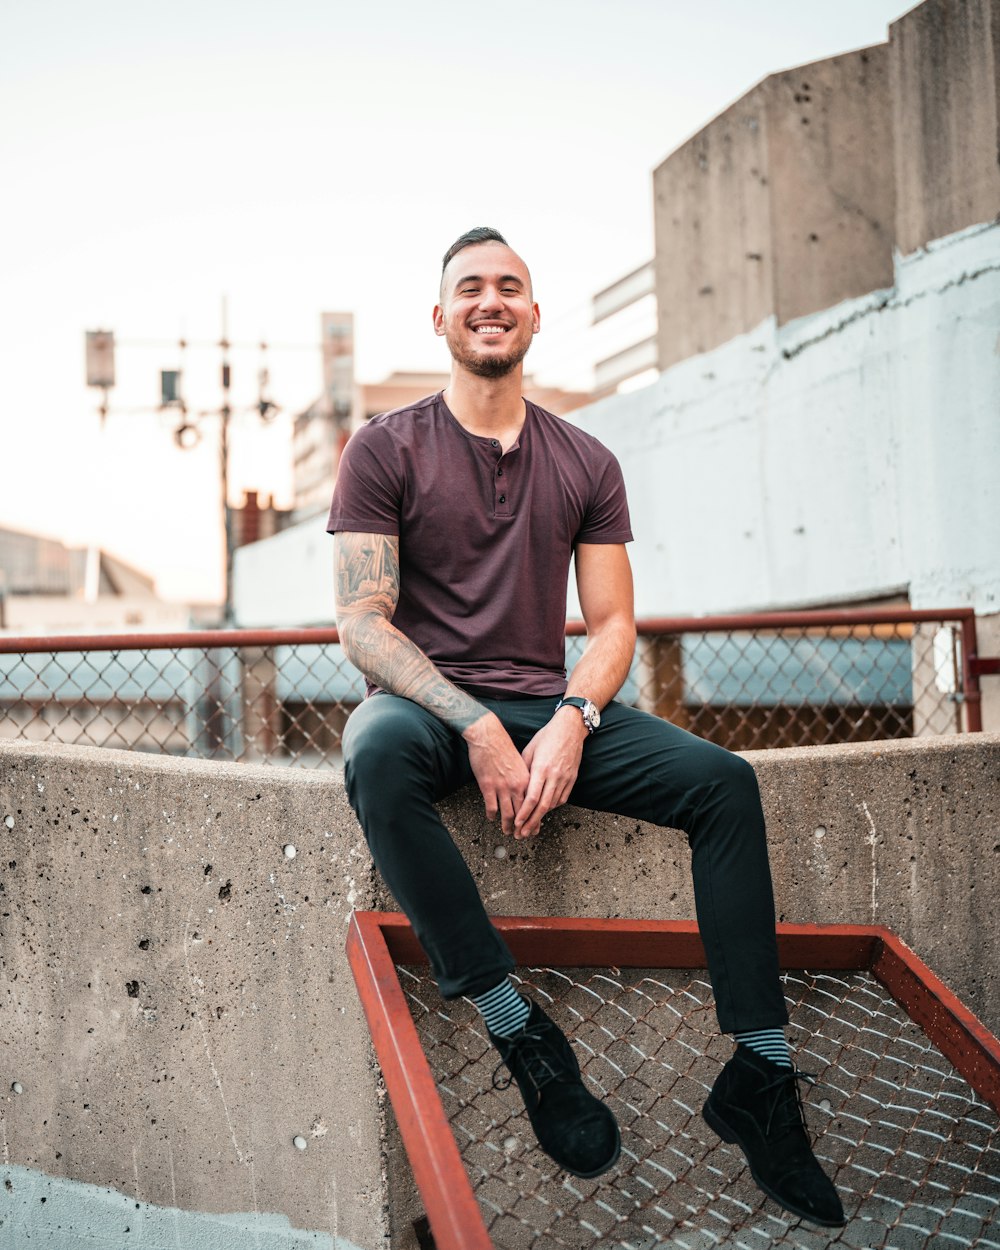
left=334, top=531, right=529, bottom=829
left=514, top=543, right=636, bottom=839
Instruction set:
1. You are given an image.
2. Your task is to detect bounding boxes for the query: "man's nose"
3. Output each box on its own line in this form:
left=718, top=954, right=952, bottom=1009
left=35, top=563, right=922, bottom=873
left=477, top=285, right=503, bottom=312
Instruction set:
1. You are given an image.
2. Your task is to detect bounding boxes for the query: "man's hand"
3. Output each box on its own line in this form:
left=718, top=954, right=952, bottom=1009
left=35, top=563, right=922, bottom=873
left=513, top=709, right=588, bottom=840
left=463, top=711, right=531, bottom=836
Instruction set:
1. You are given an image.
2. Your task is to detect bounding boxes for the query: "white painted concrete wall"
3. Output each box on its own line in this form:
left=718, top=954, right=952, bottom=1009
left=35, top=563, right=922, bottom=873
left=0, top=1163, right=351, bottom=1250
left=235, top=513, right=335, bottom=628
left=233, top=220, right=1000, bottom=627
left=571, top=219, right=1000, bottom=619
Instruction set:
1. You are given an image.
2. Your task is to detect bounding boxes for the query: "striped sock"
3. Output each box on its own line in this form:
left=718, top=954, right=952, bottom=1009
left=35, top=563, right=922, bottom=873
left=734, top=1027, right=792, bottom=1068
left=472, top=979, right=531, bottom=1038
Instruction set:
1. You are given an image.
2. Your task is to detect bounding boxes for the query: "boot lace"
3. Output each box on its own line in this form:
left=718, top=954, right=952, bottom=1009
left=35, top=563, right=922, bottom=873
left=757, top=1067, right=818, bottom=1138
left=492, top=1021, right=566, bottom=1095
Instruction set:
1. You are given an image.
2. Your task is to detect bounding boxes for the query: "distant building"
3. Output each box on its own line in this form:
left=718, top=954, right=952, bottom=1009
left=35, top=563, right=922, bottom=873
left=590, top=261, right=658, bottom=396
left=230, top=491, right=294, bottom=550
left=291, top=369, right=592, bottom=520
left=0, top=525, right=194, bottom=634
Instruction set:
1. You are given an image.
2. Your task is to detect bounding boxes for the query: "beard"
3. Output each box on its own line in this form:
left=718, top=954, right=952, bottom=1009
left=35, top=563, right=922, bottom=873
left=446, top=327, right=533, bottom=378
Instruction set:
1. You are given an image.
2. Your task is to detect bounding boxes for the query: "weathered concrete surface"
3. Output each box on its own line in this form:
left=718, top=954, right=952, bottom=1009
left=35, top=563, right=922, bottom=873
left=891, top=0, right=1000, bottom=256
left=652, top=0, right=1000, bottom=367
left=0, top=1161, right=346, bottom=1248
left=2, top=733, right=999, bottom=1246
left=652, top=77, right=775, bottom=367
left=753, top=734, right=1000, bottom=1030
left=0, top=742, right=382, bottom=1249
left=653, top=45, right=895, bottom=367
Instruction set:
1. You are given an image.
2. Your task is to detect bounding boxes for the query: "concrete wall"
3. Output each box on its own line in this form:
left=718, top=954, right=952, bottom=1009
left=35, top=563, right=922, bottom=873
left=1, top=733, right=999, bottom=1245
left=235, top=513, right=336, bottom=629
left=569, top=219, right=1000, bottom=627
left=892, top=0, right=1000, bottom=255
left=0, top=743, right=381, bottom=1249
left=653, top=0, right=1000, bottom=367
left=654, top=46, right=895, bottom=368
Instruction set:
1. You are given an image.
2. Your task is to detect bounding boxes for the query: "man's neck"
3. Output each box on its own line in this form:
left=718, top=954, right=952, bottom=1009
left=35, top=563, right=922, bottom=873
left=443, top=367, right=526, bottom=450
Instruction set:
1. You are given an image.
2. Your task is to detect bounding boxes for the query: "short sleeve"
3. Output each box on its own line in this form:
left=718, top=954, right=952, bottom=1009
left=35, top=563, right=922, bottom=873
left=576, top=451, right=633, bottom=544
left=326, top=422, right=402, bottom=536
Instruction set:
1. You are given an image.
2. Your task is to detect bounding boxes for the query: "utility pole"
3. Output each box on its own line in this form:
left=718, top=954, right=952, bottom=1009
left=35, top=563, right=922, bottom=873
left=220, top=298, right=235, bottom=624
left=85, top=307, right=290, bottom=626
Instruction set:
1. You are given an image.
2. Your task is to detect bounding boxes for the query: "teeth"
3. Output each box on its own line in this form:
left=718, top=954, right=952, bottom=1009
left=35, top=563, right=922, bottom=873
left=475, top=326, right=505, bottom=335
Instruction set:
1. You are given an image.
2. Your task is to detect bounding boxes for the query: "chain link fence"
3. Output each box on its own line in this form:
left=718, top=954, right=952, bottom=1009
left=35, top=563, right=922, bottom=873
left=0, top=610, right=984, bottom=768
left=402, top=961, right=1000, bottom=1249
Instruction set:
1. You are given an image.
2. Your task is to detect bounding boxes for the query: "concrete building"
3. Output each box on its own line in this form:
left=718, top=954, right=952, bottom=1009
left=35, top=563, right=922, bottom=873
left=292, top=369, right=591, bottom=522
left=574, top=0, right=1000, bottom=733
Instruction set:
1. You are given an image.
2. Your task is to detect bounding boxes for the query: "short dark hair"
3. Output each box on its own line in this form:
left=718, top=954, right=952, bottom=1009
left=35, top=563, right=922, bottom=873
left=441, top=227, right=508, bottom=274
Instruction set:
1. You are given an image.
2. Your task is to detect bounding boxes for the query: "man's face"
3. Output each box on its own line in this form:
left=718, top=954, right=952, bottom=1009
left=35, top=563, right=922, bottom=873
left=434, top=243, right=540, bottom=378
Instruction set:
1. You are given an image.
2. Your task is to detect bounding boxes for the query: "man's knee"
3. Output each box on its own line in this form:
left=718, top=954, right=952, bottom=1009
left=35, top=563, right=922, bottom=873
left=714, top=749, right=760, bottom=799
left=653, top=739, right=762, bottom=828
left=345, top=698, right=408, bottom=769
left=342, top=696, right=442, bottom=802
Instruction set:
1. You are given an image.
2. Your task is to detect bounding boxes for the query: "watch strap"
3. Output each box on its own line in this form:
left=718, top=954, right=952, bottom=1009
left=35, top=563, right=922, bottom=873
left=555, top=696, right=598, bottom=733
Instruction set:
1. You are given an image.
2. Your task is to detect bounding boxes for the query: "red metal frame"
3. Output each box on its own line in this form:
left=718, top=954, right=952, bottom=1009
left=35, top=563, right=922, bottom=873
left=346, top=911, right=1000, bottom=1250
left=0, top=607, right=973, bottom=653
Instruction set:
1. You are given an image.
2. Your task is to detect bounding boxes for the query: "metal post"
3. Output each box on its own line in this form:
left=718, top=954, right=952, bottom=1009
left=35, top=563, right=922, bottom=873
left=960, top=611, right=983, bottom=733
left=220, top=297, right=234, bottom=624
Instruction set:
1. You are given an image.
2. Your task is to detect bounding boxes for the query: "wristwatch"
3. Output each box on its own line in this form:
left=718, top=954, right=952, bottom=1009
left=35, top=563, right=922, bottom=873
left=555, top=696, right=601, bottom=734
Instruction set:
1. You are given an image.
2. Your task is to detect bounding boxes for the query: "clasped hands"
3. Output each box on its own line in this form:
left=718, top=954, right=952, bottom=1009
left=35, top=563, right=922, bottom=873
left=463, top=708, right=588, bottom=841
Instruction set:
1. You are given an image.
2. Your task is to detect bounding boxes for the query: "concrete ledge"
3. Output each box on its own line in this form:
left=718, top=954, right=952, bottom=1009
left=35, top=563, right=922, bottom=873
left=0, top=743, right=381, bottom=1249
left=1, top=733, right=998, bottom=1247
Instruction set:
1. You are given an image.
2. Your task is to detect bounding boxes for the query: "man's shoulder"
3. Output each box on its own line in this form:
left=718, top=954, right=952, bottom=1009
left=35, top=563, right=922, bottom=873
left=363, top=392, right=442, bottom=433
left=526, top=400, right=617, bottom=462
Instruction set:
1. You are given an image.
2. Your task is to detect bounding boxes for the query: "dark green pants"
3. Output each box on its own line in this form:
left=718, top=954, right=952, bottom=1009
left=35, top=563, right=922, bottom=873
left=343, top=693, right=787, bottom=1033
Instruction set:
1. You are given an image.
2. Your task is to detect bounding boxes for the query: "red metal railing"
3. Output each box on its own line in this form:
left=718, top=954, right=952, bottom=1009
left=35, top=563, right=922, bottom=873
left=0, top=608, right=991, bottom=767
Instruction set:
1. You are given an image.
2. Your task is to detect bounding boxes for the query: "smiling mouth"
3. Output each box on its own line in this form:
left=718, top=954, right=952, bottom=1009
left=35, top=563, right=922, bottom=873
left=473, top=324, right=509, bottom=336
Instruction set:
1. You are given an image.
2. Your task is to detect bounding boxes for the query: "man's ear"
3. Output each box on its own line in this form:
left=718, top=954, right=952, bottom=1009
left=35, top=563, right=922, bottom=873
left=433, top=303, right=446, bottom=336
left=532, top=302, right=540, bottom=333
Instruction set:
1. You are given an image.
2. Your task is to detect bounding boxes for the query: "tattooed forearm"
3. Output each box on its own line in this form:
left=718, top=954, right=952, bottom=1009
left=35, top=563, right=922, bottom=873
left=342, top=612, right=485, bottom=731
left=334, top=532, right=485, bottom=734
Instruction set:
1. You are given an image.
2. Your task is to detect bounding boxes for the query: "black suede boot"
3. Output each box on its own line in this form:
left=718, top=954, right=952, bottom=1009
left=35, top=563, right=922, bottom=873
left=703, top=1045, right=846, bottom=1227
left=490, top=1000, right=621, bottom=1179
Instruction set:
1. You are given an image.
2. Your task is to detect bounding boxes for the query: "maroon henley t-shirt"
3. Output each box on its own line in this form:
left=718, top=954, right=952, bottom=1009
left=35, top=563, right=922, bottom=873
left=327, top=392, right=633, bottom=699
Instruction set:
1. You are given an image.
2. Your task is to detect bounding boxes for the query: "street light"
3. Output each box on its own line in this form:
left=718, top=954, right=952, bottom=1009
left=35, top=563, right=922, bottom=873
left=85, top=306, right=286, bottom=624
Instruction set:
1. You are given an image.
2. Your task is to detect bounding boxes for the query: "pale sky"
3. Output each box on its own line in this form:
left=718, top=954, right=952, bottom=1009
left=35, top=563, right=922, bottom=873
left=1, top=1, right=911, bottom=604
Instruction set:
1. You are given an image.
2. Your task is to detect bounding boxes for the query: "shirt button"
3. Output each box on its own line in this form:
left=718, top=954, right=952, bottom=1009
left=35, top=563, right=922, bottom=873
left=496, top=468, right=503, bottom=477
left=490, top=439, right=499, bottom=447
left=499, top=494, right=506, bottom=504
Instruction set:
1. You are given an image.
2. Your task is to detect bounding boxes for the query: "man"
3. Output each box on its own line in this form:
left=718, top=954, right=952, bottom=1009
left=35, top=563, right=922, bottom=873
left=329, top=227, right=845, bottom=1227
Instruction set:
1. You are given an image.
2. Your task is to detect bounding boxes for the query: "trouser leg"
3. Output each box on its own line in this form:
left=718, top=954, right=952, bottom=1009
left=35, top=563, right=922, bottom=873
left=566, top=702, right=787, bottom=1034
left=342, top=693, right=514, bottom=998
